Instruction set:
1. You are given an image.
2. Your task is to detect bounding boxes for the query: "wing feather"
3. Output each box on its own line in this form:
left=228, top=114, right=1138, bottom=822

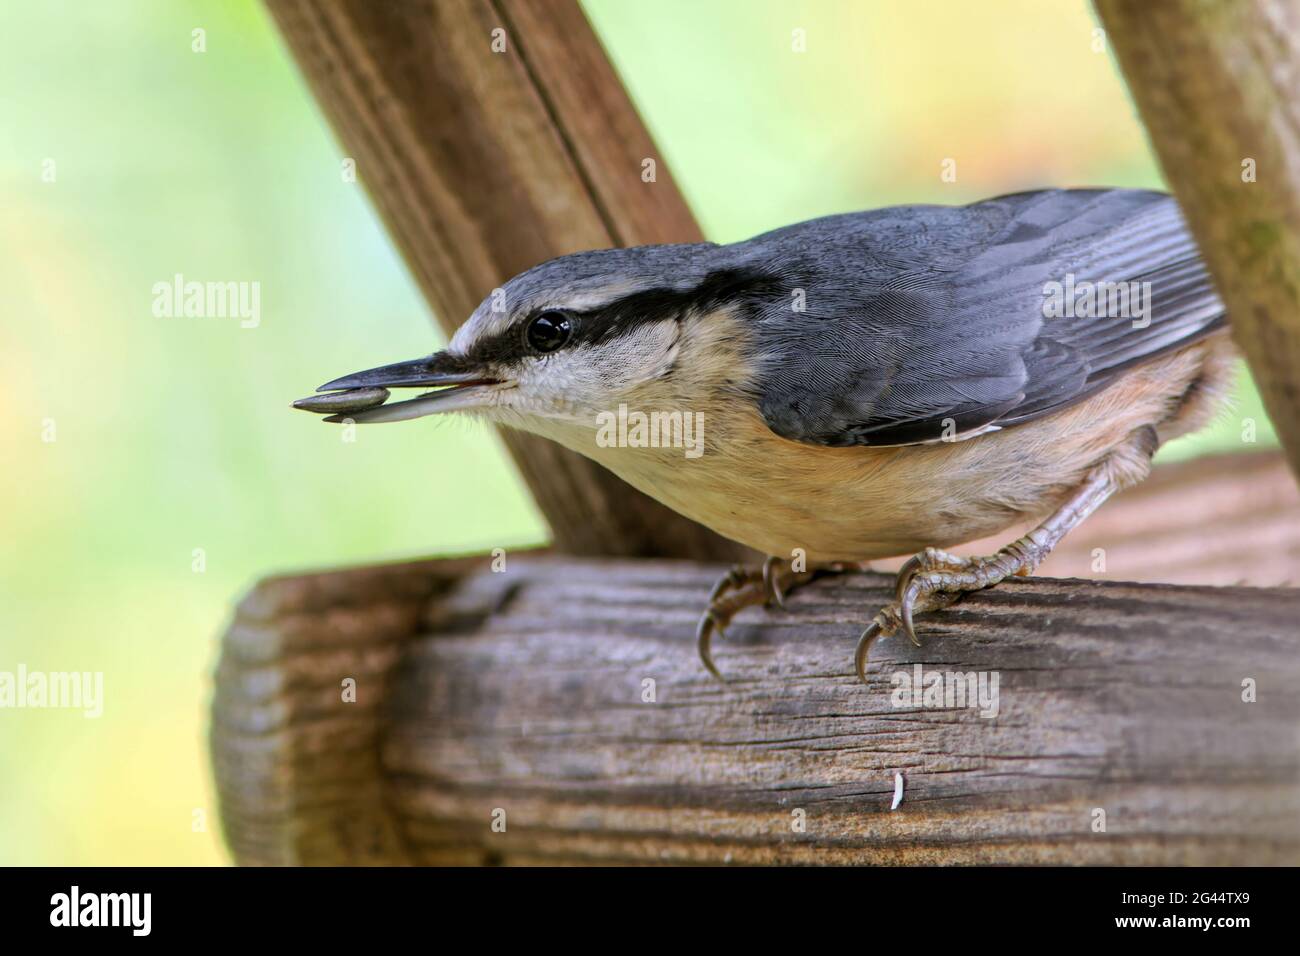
left=753, top=189, right=1225, bottom=446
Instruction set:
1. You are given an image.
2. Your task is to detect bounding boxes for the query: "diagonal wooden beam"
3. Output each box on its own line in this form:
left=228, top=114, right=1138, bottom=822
left=264, top=0, right=750, bottom=559
left=1094, top=0, right=1300, bottom=482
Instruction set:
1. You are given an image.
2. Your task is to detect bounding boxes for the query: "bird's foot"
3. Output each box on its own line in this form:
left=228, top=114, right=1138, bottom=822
left=855, top=539, right=1049, bottom=682
left=696, top=537, right=1052, bottom=684
left=697, top=556, right=840, bottom=681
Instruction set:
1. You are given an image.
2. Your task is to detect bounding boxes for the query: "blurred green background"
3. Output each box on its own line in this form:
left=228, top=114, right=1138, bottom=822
left=0, top=0, right=1276, bottom=865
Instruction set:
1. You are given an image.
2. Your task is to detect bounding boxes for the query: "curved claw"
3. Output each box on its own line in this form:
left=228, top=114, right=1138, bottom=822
left=855, top=621, right=885, bottom=684
left=898, top=587, right=923, bottom=647
left=894, top=554, right=924, bottom=605
left=696, top=611, right=728, bottom=682
left=762, top=556, right=787, bottom=609
left=894, top=556, right=927, bottom=648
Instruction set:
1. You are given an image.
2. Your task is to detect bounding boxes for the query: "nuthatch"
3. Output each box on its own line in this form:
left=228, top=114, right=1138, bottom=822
left=296, top=188, right=1234, bottom=683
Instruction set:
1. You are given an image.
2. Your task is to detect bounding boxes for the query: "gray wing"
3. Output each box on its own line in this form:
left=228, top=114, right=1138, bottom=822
left=752, top=189, right=1226, bottom=447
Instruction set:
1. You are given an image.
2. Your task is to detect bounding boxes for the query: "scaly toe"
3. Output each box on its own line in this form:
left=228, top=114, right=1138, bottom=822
left=709, top=565, right=758, bottom=602
left=698, top=559, right=843, bottom=681
left=894, top=548, right=968, bottom=605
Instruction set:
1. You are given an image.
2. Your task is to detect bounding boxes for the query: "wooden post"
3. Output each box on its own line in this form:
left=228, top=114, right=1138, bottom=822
left=211, top=453, right=1300, bottom=865
left=263, top=0, right=750, bottom=559
left=1094, top=0, right=1300, bottom=481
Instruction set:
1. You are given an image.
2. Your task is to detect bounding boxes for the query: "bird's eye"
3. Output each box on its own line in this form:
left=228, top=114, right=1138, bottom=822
left=525, top=310, right=572, bottom=353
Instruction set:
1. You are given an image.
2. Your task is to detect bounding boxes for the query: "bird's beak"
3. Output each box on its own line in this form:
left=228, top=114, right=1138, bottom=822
left=293, top=350, right=505, bottom=424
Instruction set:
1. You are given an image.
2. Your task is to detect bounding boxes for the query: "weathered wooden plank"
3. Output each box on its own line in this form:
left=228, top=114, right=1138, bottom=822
left=377, top=561, right=1300, bottom=865
left=210, top=455, right=1300, bottom=865
left=263, top=0, right=748, bottom=559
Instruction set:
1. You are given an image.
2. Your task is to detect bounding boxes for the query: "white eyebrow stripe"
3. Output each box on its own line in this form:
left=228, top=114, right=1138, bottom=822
left=543, top=282, right=642, bottom=310
left=451, top=280, right=650, bottom=355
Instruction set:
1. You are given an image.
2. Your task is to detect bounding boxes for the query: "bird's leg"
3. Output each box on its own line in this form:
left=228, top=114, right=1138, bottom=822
left=855, top=427, right=1157, bottom=683
left=698, top=556, right=851, bottom=681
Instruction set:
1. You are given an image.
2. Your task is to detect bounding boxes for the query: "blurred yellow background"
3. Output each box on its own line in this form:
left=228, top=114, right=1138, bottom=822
left=0, top=0, right=1276, bottom=865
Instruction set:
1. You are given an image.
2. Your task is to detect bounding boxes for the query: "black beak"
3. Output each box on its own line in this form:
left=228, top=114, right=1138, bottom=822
left=293, top=351, right=503, bottom=423
left=314, top=354, right=492, bottom=392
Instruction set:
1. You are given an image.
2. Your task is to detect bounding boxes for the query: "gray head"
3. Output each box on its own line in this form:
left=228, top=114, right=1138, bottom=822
left=302, top=242, right=779, bottom=429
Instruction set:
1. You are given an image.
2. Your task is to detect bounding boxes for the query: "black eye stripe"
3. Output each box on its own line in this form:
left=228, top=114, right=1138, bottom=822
left=572, top=268, right=783, bottom=345
left=462, top=267, right=781, bottom=365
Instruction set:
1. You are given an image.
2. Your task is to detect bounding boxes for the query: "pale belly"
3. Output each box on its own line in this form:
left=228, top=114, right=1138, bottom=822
left=577, top=427, right=1074, bottom=562
left=534, top=411, right=1088, bottom=562
left=524, top=340, right=1227, bottom=563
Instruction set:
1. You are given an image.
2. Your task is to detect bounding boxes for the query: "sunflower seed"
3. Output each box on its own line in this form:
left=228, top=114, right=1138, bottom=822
left=292, top=387, right=390, bottom=414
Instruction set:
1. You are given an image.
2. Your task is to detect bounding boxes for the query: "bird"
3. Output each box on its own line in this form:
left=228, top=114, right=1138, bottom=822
left=295, top=188, right=1235, bottom=684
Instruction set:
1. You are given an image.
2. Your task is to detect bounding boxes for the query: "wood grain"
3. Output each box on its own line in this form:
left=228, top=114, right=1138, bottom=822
left=210, top=557, right=478, bottom=865
left=211, top=454, right=1300, bottom=865
left=1094, top=0, right=1300, bottom=481
left=263, top=0, right=748, bottom=560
